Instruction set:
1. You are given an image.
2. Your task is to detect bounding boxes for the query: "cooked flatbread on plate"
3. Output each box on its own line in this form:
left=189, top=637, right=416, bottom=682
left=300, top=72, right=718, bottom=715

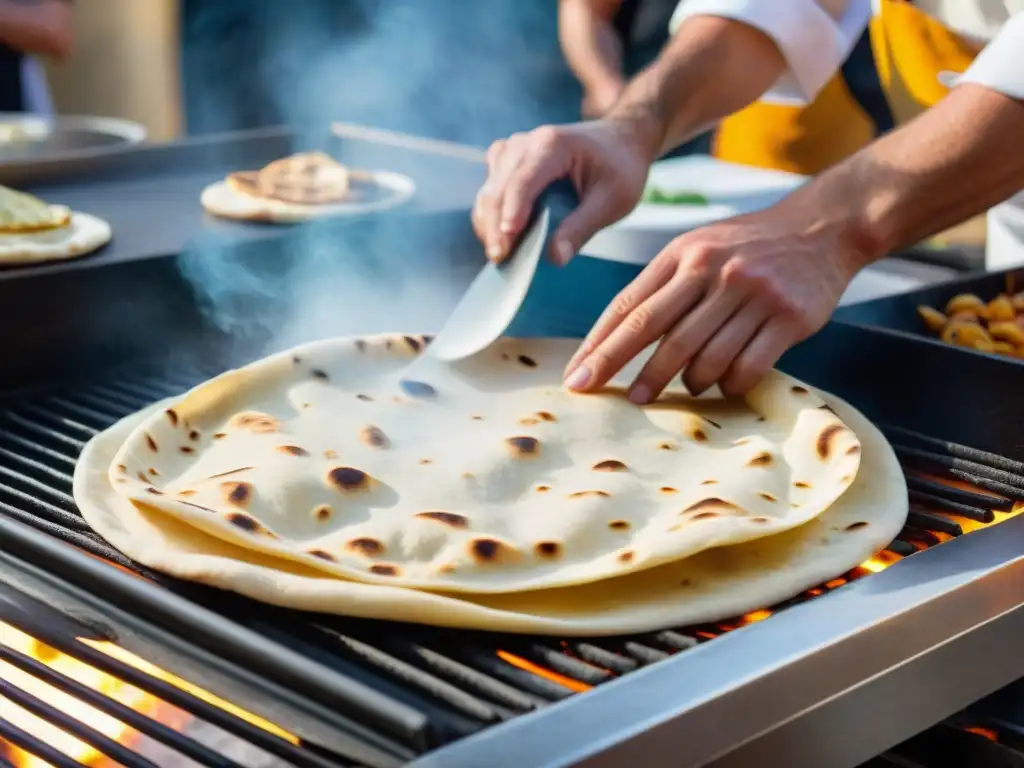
left=79, top=335, right=868, bottom=598
left=201, top=151, right=414, bottom=223
left=74, top=383, right=907, bottom=635
left=0, top=185, right=110, bottom=265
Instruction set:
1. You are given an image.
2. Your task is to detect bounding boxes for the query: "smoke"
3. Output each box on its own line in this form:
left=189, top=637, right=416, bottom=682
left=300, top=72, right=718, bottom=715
left=177, top=0, right=576, bottom=359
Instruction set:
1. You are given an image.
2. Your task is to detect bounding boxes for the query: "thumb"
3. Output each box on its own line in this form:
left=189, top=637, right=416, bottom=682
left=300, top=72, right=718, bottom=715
left=549, top=183, right=620, bottom=265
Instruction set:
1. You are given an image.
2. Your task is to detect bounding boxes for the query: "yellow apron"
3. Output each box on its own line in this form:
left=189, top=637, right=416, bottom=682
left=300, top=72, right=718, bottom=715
left=713, top=0, right=983, bottom=175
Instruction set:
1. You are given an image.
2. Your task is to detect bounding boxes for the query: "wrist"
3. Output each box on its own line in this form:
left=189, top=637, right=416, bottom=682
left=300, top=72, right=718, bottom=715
left=605, top=103, right=667, bottom=165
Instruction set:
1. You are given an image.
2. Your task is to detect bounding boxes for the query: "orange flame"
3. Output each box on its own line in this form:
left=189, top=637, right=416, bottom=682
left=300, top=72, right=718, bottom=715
left=0, top=622, right=297, bottom=768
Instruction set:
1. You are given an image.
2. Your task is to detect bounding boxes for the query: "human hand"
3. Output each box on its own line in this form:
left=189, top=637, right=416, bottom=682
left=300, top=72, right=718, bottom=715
left=562, top=208, right=870, bottom=400
left=581, top=79, right=625, bottom=119
left=472, top=118, right=656, bottom=265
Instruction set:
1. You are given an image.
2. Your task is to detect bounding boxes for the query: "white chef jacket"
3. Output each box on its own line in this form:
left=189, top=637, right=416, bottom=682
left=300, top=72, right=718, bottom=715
left=668, top=1, right=1024, bottom=267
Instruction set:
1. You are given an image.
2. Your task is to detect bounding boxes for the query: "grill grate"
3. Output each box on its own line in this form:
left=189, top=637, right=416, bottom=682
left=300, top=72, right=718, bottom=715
left=0, top=362, right=1019, bottom=768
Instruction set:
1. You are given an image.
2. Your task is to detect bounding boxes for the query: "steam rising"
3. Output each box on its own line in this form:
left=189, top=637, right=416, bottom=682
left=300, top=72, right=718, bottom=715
left=179, top=1, right=571, bottom=356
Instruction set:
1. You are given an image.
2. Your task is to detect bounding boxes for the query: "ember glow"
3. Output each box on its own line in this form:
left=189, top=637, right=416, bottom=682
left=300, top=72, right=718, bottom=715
left=496, top=498, right=1022, bottom=693
left=0, top=622, right=297, bottom=767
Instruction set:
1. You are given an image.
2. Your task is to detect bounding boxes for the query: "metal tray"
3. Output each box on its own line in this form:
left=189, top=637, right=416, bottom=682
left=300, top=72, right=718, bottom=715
left=0, top=113, right=146, bottom=178
left=833, top=266, right=1024, bottom=367
left=0, top=125, right=485, bottom=281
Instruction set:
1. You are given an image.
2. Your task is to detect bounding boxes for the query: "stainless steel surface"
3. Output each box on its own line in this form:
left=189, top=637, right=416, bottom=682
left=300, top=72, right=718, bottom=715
left=0, top=125, right=485, bottom=280
left=410, top=514, right=1024, bottom=768
left=0, top=113, right=145, bottom=173
left=428, top=207, right=548, bottom=361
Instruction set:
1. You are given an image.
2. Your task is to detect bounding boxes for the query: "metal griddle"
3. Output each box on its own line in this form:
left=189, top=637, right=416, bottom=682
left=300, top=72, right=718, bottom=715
left=0, top=113, right=146, bottom=179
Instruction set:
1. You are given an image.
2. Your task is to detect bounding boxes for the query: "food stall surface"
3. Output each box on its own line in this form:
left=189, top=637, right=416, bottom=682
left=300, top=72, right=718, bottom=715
left=0, top=127, right=1020, bottom=768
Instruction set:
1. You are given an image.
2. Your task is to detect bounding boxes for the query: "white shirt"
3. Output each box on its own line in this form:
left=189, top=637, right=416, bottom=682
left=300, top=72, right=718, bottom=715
left=668, top=0, right=1024, bottom=105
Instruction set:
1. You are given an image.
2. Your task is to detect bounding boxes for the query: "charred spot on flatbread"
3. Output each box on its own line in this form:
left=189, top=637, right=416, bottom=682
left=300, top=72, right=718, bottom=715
left=517, top=354, right=538, bottom=368
left=846, top=445, right=861, bottom=456
left=313, top=504, right=333, bottom=521
left=402, top=335, right=423, bottom=352
left=188, top=430, right=201, bottom=442
left=682, top=498, right=742, bottom=517
left=700, top=479, right=718, bottom=486
left=592, top=459, right=627, bottom=472
left=399, top=379, right=437, bottom=399
left=136, top=471, right=148, bottom=482
left=845, top=521, right=869, bottom=531
left=165, top=409, right=179, bottom=427
left=791, top=385, right=809, bottom=395
left=326, top=466, right=373, bottom=493
left=568, top=490, right=610, bottom=499
left=354, top=339, right=367, bottom=352
left=311, top=369, right=330, bottom=381
left=658, top=441, right=677, bottom=451
left=469, top=538, right=515, bottom=565
left=308, top=549, right=335, bottom=561
left=816, top=424, right=846, bottom=460
left=534, top=541, right=562, bottom=559
left=747, top=452, right=774, bottom=468
left=535, top=484, right=551, bottom=493
left=179, top=501, right=218, bottom=514
left=750, top=516, right=770, bottom=524
left=356, top=393, right=373, bottom=402
left=277, top=445, right=310, bottom=457
left=145, top=487, right=163, bottom=495
left=659, top=486, right=678, bottom=494
left=360, top=425, right=389, bottom=448
left=370, top=563, right=400, bottom=577
left=506, top=436, right=540, bottom=457
left=691, top=429, right=708, bottom=442
left=226, top=512, right=268, bottom=534
left=220, top=481, right=253, bottom=507
left=793, top=481, right=811, bottom=489
left=608, top=519, right=631, bottom=531
left=758, top=492, right=777, bottom=503
left=145, top=433, right=158, bottom=452
left=617, top=550, right=635, bottom=564
left=213, top=432, right=227, bottom=440
left=227, top=412, right=280, bottom=434
left=179, top=446, right=195, bottom=455
left=347, top=537, right=386, bottom=557
left=323, top=449, right=339, bottom=459
left=415, top=511, right=469, bottom=528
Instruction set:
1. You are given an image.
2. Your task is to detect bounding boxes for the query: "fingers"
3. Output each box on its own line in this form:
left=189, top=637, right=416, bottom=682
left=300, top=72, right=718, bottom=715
left=564, top=255, right=679, bottom=380
left=473, top=139, right=519, bottom=262
left=549, top=182, right=619, bottom=265
left=719, top=317, right=799, bottom=396
left=680, top=301, right=769, bottom=396
left=627, top=285, right=745, bottom=403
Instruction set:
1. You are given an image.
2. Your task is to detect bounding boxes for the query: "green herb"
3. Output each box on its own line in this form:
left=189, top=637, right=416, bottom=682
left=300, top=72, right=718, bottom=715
left=641, top=187, right=709, bottom=206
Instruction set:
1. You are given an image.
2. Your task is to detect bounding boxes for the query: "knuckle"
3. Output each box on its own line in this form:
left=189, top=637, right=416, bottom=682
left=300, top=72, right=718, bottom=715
left=609, top=290, right=637, bottom=320
left=531, top=125, right=562, bottom=152
left=681, top=242, right=719, bottom=271
left=624, top=304, right=656, bottom=334
left=657, top=334, right=691, bottom=365
left=485, top=139, right=506, bottom=164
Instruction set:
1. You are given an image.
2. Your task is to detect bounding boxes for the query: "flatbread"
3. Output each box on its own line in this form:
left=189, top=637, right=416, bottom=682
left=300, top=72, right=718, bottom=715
left=253, top=151, right=351, bottom=205
left=91, top=336, right=861, bottom=595
left=202, top=167, right=414, bottom=223
left=0, top=186, right=71, bottom=232
left=0, top=211, right=111, bottom=265
left=73, top=390, right=907, bottom=636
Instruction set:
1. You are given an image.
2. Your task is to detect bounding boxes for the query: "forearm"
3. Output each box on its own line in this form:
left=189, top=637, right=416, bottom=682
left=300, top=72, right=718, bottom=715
left=607, top=15, right=786, bottom=161
left=0, top=0, right=73, bottom=58
left=783, top=84, right=1024, bottom=268
left=558, top=0, right=624, bottom=92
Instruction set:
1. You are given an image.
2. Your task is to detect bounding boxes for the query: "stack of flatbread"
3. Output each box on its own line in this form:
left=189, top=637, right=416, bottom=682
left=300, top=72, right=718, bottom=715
left=0, top=185, right=110, bottom=266
left=74, top=335, right=908, bottom=636
left=200, top=151, right=415, bottom=223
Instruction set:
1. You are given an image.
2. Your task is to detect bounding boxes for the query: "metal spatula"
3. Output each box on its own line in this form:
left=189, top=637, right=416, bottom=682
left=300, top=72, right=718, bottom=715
left=427, top=178, right=579, bottom=362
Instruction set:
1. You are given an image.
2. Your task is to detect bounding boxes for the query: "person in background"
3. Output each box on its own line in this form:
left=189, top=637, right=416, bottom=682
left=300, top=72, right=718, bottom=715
left=0, top=0, right=73, bottom=115
left=559, top=0, right=709, bottom=153
left=474, top=2, right=1024, bottom=402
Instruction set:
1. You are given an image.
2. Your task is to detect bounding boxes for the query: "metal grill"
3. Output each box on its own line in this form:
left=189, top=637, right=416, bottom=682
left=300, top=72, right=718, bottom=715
left=0, top=362, right=1018, bottom=768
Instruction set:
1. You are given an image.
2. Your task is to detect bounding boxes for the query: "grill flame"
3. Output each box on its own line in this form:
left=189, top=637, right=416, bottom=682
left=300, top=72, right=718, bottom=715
left=0, top=622, right=296, bottom=767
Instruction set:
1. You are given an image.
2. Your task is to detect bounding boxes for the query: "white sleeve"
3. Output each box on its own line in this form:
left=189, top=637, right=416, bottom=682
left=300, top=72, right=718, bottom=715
left=957, top=13, right=1024, bottom=100
left=668, top=0, right=872, bottom=104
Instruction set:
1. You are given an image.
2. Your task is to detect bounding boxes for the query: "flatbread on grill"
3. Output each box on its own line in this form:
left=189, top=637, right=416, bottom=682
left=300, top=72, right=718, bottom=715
left=201, top=152, right=414, bottom=223
left=85, top=335, right=861, bottom=595
left=74, top=389, right=907, bottom=636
